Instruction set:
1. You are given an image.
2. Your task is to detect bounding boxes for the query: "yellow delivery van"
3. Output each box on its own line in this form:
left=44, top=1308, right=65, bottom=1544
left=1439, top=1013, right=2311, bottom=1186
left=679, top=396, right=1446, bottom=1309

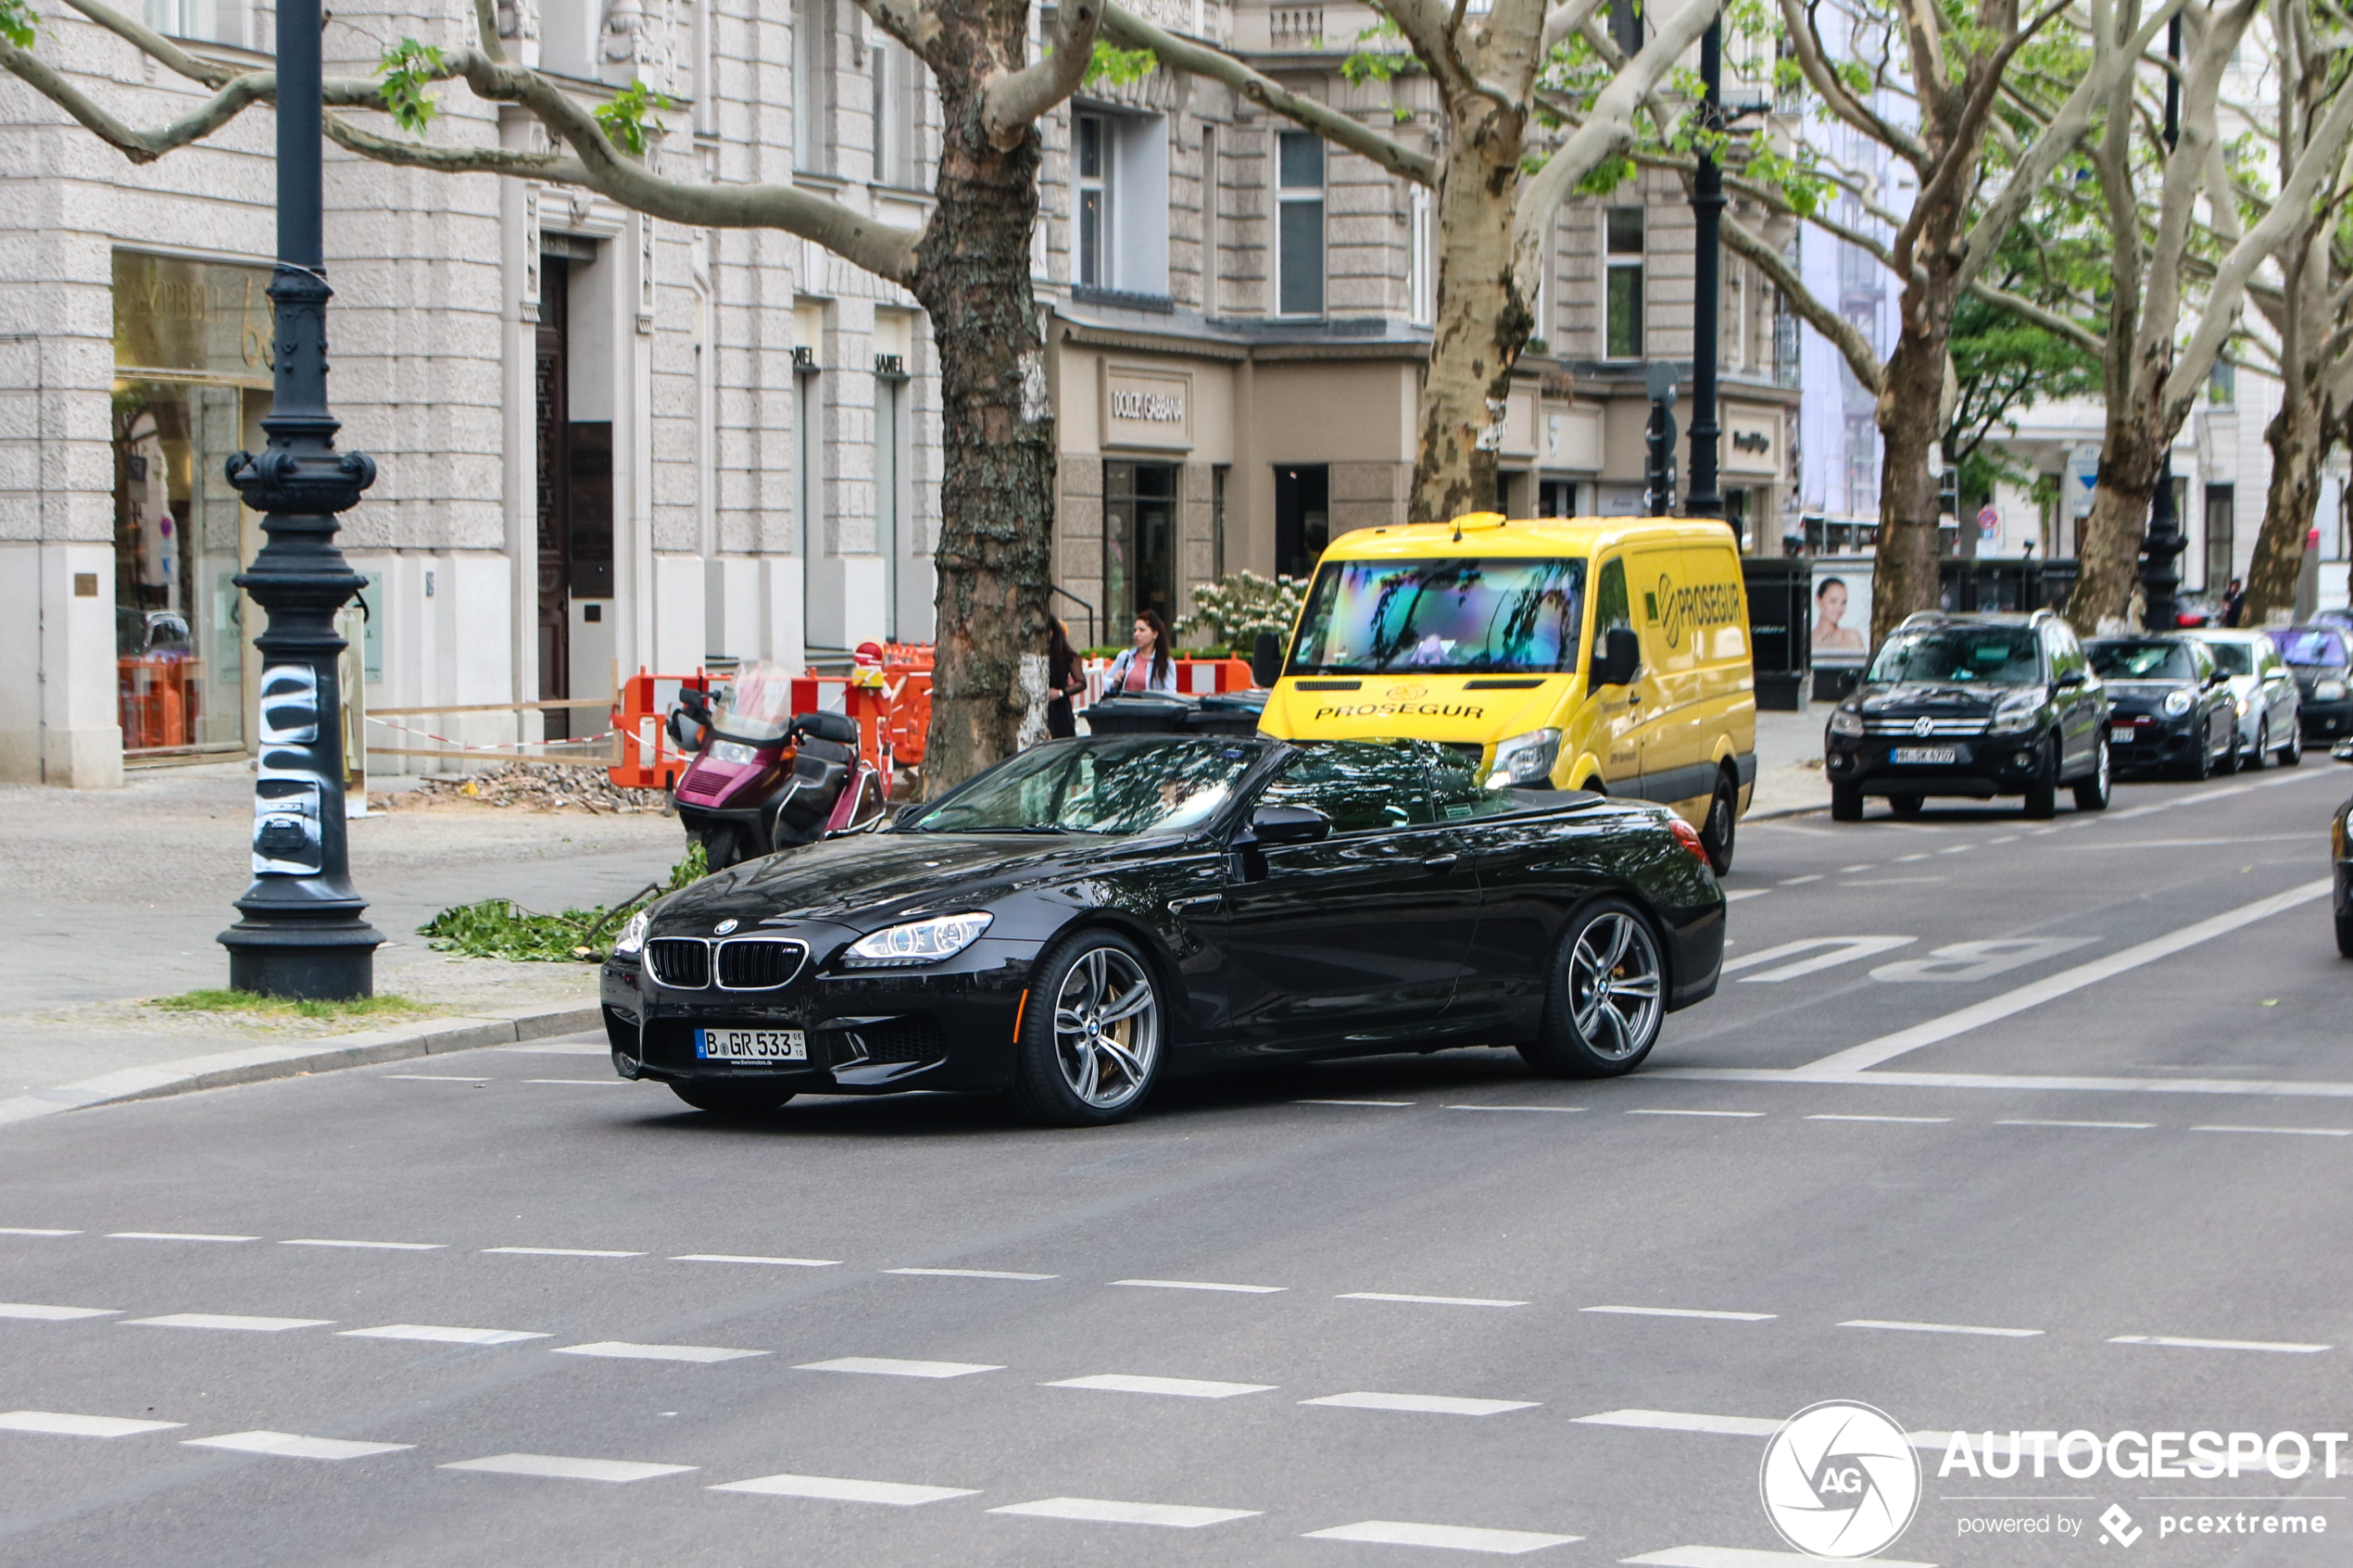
left=1255, top=512, right=1756, bottom=871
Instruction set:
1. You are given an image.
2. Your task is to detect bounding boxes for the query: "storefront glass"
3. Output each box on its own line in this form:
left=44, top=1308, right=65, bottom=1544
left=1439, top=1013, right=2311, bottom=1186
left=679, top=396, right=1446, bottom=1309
left=111, top=251, right=274, bottom=756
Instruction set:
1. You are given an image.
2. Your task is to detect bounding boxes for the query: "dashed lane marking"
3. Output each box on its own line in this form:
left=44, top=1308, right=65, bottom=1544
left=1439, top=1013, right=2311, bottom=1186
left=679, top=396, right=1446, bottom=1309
left=124, top=1313, right=332, bottom=1332
left=1580, top=1306, right=1777, bottom=1323
left=988, top=1497, right=1260, bottom=1528
left=1722, top=889, right=1771, bottom=902
left=711, top=1473, right=979, bottom=1506
left=1301, top=1392, right=1539, bottom=1417
left=524, top=1079, right=632, bottom=1086
left=383, top=1075, right=490, bottom=1083
left=2108, top=1335, right=2332, bottom=1354
left=1996, top=1119, right=2156, bottom=1129
left=1624, top=1109, right=1764, bottom=1119
left=1779, top=874, right=1822, bottom=885
left=0, top=1411, right=183, bottom=1438
left=1339, top=1292, right=1528, bottom=1309
left=1047, top=1374, right=1276, bottom=1399
left=186, top=1430, right=413, bottom=1461
left=2191, top=1124, right=2353, bottom=1137
left=1838, top=1319, right=2043, bottom=1338
left=678, top=1254, right=842, bottom=1268
left=341, top=1324, right=550, bottom=1346
left=1572, top=1410, right=1780, bottom=1437
left=1623, top=1548, right=1935, bottom=1568
left=0, top=1228, right=79, bottom=1236
left=107, top=1232, right=255, bottom=1243
left=482, top=1247, right=644, bottom=1258
left=1806, top=1114, right=1952, bottom=1124
left=885, top=1266, right=1054, bottom=1280
left=1443, top=1104, right=1585, bottom=1114
left=282, top=1238, right=445, bottom=1250
left=1295, top=1099, right=1416, bottom=1108
left=555, top=1341, right=769, bottom=1363
left=0, top=1303, right=119, bottom=1320
left=442, top=1452, right=695, bottom=1483
left=1112, top=1278, right=1285, bottom=1295
left=1307, top=1520, right=1579, bottom=1554
left=797, top=1357, right=1002, bottom=1378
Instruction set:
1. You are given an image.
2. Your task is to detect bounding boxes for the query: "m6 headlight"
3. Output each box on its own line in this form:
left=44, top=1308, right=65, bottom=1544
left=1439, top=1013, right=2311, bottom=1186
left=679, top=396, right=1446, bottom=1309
left=1486, top=728, right=1562, bottom=789
left=2319, top=679, right=2348, bottom=700
left=843, top=912, right=994, bottom=967
left=1988, top=691, right=2045, bottom=734
left=612, top=908, right=652, bottom=957
left=2162, top=689, right=2195, bottom=717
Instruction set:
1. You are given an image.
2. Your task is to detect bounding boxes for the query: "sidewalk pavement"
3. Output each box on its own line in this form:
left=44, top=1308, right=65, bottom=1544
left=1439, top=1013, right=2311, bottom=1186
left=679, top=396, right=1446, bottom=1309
left=1750, top=704, right=1831, bottom=817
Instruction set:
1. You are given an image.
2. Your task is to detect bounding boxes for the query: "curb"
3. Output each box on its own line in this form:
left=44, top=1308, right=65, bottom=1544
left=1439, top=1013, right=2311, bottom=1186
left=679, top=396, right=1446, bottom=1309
left=0, top=1001, right=605, bottom=1128
left=1745, top=798, right=1831, bottom=821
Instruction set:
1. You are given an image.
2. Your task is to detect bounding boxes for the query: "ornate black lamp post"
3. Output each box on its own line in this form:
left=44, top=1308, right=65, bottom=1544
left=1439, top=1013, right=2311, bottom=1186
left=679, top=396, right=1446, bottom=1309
left=218, top=0, right=383, bottom=998
left=1684, top=15, right=1726, bottom=521
left=2138, top=14, right=2188, bottom=632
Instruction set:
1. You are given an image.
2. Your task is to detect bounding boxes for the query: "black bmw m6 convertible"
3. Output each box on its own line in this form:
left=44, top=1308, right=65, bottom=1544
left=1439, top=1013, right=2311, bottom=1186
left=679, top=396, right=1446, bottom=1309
left=600, top=734, right=1725, bottom=1125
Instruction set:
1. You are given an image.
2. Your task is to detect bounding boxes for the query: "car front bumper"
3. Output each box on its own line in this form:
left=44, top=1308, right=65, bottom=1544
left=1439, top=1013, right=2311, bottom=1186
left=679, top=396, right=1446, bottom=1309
left=2300, top=697, right=2353, bottom=741
left=1823, top=733, right=2049, bottom=798
left=2105, top=713, right=2204, bottom=771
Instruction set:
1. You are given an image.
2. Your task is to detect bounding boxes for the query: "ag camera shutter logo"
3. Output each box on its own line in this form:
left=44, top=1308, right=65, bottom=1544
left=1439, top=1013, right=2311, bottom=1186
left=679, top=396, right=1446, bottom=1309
left=1758, top=1400, right=1921, bottom=1559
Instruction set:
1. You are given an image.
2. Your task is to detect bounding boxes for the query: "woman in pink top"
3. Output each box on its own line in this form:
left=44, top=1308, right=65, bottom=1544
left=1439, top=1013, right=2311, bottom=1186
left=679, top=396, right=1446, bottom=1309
left=1101, top=608, right=1178, bottom=694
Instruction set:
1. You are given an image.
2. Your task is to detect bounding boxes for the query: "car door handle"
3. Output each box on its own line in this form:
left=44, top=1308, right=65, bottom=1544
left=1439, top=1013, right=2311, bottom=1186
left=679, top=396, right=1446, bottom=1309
left=1422, top=853, right=1461, bottom=872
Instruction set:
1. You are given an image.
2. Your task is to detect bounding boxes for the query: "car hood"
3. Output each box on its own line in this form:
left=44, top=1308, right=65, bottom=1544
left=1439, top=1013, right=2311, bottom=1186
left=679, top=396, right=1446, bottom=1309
left=1856, top=683, right=2012, bottom=717
left=650, top=831, right=1152, bottom=931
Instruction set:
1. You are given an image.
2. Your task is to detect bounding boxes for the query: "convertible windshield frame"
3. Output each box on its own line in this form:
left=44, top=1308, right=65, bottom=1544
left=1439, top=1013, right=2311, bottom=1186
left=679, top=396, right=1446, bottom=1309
left=898, top=735, right=1273, bottom=838
left=1286, top=556, right=1589, bottom=676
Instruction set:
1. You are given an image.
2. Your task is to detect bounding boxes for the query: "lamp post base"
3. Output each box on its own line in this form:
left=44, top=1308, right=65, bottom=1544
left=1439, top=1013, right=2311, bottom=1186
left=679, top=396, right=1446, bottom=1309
left=220, top=920, right=384, bottom=1000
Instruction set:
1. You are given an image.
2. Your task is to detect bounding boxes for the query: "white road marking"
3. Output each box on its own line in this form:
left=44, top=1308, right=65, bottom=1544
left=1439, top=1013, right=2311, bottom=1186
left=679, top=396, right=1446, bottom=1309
left=282, top=1238, right=445, bottom=1251
left=1623, top=1547, right=1935, bottom=1568
left=988, top=1497, right=1259, bottom=1528
left=2106, top=769, right=2328, bottom=822
left=555, top=1341, right=769, bottom=1363
left=1839, top=1319, right=2043, bottom=1338
left=1779, top=874, right=1823, bottom=885
left=1806, top=1114, right=1952, bottom=1124
left=1722, top=888, right=1772, bottom=902
left=2192, top=1123, right=2353, bottom=1137
left=1894, top=853, right=1931, bottom=862
left=885, top=1266, right=1053, bottom=1280
left=711, top=1472, right=979, bottom=1505
left=1997, top=1119, right=2156, bottom=1130
left=482, top=1247, right=644, bottom=1258
left=1625, top=1109, right=1763, bottom=1119
left=107, top=1232, right=255, bottom=1243
left=1839, top=864, right=1872, bottom=873
left=384, top=1075, right=490, bottom=1083
left=1340, top=1292, right=1528, bottom=1309
left=1113, top=1278, right=1285, bottom=1295
left=1870, top=937, right=2095, bottom=985
left=1572, top=1410, right=1781, bottom=1437
left=2057, top=833, right=2311, bottom=849
left=2108, top=1335, right=2331, bottom=1353
left=1838, top=876, right=1949, bottom=885
left=1295, top=1098, right=1414, bottom=1108
left=1306, top=1520, right=1579, bottom=1553
left=0, top=1411, right=184, bottom=1437
left=1794, top=878, right=2334, bottom=1076
left=525, top=1079, right=631, bottom=1086
left=1724, top=936, right=1915, bottom=983
left=186, top=1430, right=413, bottom=1461
left=679, top=1254, right=842, bottom=1267
left=1581, top=1306, right=1776, bottom=1323
left=1988, top=835, right=2018, bottom=844
left=1302, top=1392, right=1539, bottom=1416
left=1444, top=1104, right=1586, bottom=1114
left=1658, top=1064, right=2353, bottom=1099
left=0, top=1228, right=79, bottom=1236
left=442, top=1453, right=695, bottom=1483
left=1048, top=1374, right=1275, bottom=1399
left=125, top=1313, right=332, bottom=1332
left=0, top=1303, right=120, bottom=1320
left=797, top=1357, right=1002, bottom=1378
left=499, top=1042, right=610, bottom=1055
left=1938, top=846, right=1972, bottom=855
left=341, top=1324, right=550, bottom=1346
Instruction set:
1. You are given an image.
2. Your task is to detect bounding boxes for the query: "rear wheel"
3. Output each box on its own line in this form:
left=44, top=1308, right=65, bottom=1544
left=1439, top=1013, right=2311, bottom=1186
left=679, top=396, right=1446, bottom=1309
left=2247, top=719, right=2271, bottom=771
left=2188, top=725, right=2214, bottom=781
left=1699, top=770, right=1738, bottom=874
left=669, top=1082, right=794, bottom=1115
left=1008, top=931, right=1164, bottom=1126
left=2022, top=741, right=2058, bottom=820
left=1830, top=781, right=1863, bottom=822
left=1520, top=899, right=1666, bottom=1079
left=2071, top=737, right=2111, bottom=811
left=1888, top=792, right=1923, bottom=819
left=2281, top=717, right=2304, bottom=767
left=700, top=825, right=746, bottom=871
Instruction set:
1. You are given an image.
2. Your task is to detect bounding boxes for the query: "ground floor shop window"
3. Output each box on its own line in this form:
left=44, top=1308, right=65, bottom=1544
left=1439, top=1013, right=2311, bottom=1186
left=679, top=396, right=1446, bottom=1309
left=1275, top=464, right=1328, bottom=580
left=1104, top=460, right=1176, bottom=630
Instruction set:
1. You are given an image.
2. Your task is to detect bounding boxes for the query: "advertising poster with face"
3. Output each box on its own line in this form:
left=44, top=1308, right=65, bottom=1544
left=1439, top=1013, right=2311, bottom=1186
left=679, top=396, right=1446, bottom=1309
left=1809, top=558, right=1874, bottom=667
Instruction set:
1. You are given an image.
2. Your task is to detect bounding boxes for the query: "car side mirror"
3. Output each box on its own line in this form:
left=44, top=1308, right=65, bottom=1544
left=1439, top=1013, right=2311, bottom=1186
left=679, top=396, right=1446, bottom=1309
left=2055, top=668, right=2084, bottom=689
left=1593, top=626, right=1642, bottom=689
left=1247, top=804, right=1331, bottom=846
left=1251, top=631, right=1283, bottom=689
left=2205, top=671, right=2228, bottom=689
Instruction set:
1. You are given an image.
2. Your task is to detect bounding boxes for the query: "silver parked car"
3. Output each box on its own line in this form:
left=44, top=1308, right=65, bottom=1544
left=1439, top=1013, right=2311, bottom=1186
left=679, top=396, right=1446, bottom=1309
left=2188, top=628, right=2303, bottom=768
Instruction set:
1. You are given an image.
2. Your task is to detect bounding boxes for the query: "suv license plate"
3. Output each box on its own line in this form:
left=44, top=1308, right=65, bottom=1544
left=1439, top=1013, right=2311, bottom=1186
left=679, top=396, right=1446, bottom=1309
left=2110, top=725, right=2136, bottom=744
left=1891, top=746, right=1957, bottom=765
left=696, top=1028, right=807, bottom=1061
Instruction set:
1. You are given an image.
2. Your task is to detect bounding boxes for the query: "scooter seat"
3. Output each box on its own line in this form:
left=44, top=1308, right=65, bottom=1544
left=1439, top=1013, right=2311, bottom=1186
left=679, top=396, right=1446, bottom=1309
left=790, top=711, right=861, bottom=746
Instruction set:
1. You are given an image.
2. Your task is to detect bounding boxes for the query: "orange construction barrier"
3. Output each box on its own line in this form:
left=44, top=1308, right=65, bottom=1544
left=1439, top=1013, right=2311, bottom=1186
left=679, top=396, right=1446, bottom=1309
left=609, top=671, right=711, bottom=790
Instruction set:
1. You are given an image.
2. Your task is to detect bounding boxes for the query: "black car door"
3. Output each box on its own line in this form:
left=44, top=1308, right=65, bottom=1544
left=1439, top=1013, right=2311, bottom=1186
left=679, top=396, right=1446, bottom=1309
left=1212, top=741, right=1479, bottom=1049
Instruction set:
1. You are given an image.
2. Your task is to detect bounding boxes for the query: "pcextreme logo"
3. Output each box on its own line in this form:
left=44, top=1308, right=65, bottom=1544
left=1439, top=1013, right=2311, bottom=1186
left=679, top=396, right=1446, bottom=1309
left=1758, top=1401, right=1922, bottom=1560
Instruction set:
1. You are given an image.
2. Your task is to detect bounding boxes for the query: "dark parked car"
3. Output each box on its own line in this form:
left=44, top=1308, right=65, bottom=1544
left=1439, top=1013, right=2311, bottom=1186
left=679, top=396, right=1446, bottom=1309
left=2278, top=625, right=2353, bottom=745
left=1823, top=609, right=2110, bottom=822
left=600, top=734, right=1726, bottom=1124
left=2089, top=636, right=2241, bottom=780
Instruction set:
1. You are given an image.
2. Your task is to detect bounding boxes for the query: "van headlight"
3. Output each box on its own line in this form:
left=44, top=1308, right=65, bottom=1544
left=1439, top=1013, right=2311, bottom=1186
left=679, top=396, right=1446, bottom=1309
left=2319, top=679, right=2347, bottom=700
left=843, top=912, right=994, bottom=967
left=2162, top=689, right=2195, bottom=717
left=1827, top=707, right=1865, bottom=737
left=1486, top=728, right=1562, bottom=788
left=612, top=908, right=652, bottom=957
left=1988, top=691, right=2045, bottom=734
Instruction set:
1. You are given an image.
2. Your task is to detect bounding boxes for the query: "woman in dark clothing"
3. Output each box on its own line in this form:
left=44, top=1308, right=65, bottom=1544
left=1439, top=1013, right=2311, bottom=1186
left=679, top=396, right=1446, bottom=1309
left=1046, top=619, right=1084, bottom=739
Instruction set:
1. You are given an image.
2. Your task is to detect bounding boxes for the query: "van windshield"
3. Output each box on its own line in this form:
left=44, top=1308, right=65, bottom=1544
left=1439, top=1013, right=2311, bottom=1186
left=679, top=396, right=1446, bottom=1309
left=1287, top=557, right=1588, bottom=675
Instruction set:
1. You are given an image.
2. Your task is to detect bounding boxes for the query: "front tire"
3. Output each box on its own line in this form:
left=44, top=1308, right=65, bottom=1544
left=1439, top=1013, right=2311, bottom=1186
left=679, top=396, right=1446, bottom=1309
left=2281, top=717, right=2304, bottom=766
left=670, top=1082, right=794, bottom=1115
left=2337, top=909, right=2353, bottom=960
left=2071, top=737, right=2112, bottom=811
left=2022, top=741, right=2058, bottom=819
left=2217, top=717, right=2242, bottom=774
left=1008, top=931, right=1164, bottom=1126
left=1831, top=781, right=1863, bottom=822
left=2248, top=719, right=2271, bottom=771
left=1519, top=899, right=1667, bottom=1079
left=1699, top=770, right=1738, bottom=874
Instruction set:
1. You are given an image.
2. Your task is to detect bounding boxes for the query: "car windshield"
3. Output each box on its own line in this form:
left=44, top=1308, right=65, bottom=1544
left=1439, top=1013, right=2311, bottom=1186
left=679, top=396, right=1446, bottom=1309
left=711, top=661, right=799, bottom=742
left=1866, top=627, right=2042, bottom=684
left=2199, top=641, right=2255, bottom=676
left=2278, top=628, right=2349, bottom=667
left=2089, top=641, right=2195, bottom=681
left=1288, top=557, right=1587, bottom=675
left=904, top=737, right=1258, bottom=836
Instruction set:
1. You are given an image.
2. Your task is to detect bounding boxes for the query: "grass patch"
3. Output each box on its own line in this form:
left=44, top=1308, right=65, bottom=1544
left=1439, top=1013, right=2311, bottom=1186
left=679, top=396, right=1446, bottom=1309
left=153, top=989, right=435, bottom=1022
left=418, top=846, right=711, bottom=963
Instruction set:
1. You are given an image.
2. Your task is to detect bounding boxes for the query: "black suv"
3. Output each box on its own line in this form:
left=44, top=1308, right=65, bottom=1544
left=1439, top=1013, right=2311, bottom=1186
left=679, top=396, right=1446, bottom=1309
left=1824, top=609, right=2111, bottom=821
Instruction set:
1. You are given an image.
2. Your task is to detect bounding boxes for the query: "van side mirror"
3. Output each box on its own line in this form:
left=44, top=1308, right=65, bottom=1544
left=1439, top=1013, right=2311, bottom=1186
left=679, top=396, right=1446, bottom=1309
left=1246, top=804, right=1331, bottom=846
left=1251, top=631, right=1283, bottom=689
left=1593, top=626, right=1641, bottom=689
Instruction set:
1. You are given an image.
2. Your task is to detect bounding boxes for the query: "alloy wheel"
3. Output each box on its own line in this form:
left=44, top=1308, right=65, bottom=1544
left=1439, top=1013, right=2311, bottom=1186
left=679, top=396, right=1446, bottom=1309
left=1051, top=947, right=1160, bottom=1110
left=1568, top=912, right=1663, bottom=1062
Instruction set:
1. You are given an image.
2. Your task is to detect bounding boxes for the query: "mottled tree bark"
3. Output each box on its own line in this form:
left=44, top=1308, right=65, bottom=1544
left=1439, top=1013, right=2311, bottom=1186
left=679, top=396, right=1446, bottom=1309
left=1870, top=331, right=1953, bottom=646
left=2249, top=376, right=2325, bottom=622
left=1412, top=103, right=1529, bottom=521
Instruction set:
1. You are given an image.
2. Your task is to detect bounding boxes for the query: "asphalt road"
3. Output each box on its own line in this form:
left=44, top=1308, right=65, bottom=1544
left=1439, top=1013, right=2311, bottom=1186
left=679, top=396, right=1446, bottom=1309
left=5, top=760, right=2351, bottom=1568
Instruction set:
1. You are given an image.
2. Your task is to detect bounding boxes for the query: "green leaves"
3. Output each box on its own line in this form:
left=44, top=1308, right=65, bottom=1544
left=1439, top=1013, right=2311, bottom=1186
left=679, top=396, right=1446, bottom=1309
left=376, top=38, right=445, bottom=136
left=594, top=79, right=673, bottom=157
left=0, top=0, right=37, bottom=51
left=1341, top=16, right=1412, bottom=87
left=1087, top=38, right=1158, bottom=88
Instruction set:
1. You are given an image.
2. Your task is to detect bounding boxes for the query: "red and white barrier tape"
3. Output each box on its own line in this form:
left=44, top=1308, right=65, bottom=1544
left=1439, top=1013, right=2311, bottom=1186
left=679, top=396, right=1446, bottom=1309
left=366, top=716, right=617, bottom=754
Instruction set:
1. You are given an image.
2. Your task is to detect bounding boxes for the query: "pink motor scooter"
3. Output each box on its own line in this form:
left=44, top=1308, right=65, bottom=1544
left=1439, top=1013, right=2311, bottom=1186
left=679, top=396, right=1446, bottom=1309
left=666, top=661, right=888, bottom=871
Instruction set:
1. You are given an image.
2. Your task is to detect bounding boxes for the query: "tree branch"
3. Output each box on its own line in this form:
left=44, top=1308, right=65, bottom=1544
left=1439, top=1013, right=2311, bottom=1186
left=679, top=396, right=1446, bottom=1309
left=0, top=40, right=271, bottom=163
left=1778, top=0, right=1929, bottom=164
left=982, top=0, right=1102, bottom=147
left=57, top=0, right=233, bottom=85
left=1968, top=277, right=2108, bottom=356
left=322, top=111, right=585, bottom=179
left=1722, top=210, right=1887, bottom=395
left=1541, top=0, right=1608, bottom=52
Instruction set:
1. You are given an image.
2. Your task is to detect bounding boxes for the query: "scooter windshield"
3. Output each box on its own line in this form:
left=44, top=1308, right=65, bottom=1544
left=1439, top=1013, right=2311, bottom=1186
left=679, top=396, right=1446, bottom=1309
left=711, top=661, right=798, bottom=743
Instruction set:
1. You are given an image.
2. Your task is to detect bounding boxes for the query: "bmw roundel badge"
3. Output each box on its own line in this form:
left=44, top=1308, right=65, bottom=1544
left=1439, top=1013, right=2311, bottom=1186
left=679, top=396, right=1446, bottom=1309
left=714, top=919, right=738, bottom=935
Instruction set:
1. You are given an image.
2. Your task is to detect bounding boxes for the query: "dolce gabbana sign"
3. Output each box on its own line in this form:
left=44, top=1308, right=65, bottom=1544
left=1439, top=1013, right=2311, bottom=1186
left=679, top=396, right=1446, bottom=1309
left=1101, top=365, right=1192, bottom=451
left=1724, top=410, right=1781, bottom=477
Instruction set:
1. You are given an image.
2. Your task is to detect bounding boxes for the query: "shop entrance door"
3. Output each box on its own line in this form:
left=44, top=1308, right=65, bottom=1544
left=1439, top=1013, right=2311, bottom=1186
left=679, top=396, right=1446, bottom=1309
left=1275, top=463, right=1329, bottom=580
left=535, top=257, right=614, bottom=740
left=1104, top=460, right=1176, bottom=631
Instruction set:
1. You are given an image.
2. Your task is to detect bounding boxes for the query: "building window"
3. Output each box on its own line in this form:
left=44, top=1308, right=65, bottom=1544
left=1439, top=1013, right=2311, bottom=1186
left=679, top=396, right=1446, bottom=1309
left=1104, top=461, right=1177, bottom=628
left=1408, top=183, right=1435, bottom=327
left=1076, top=114, right=1109, bottom=288
left=872, top=34, right=920, bottom=188
left=146, top=0, right=245, bottom=46
left=1604, top=206, right=1643, bottom=360
left=1275, top=463, right=1329, bottom=577
left=2205, top=484, right=2234, bottom=591
left=1202, top=125, right=1221, bottom=314
left=794, top=0, right=834, bottom=173
left=1277, top=132, right=1325, bottom=318
left=2208, top=359, right=2237, bottom=408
